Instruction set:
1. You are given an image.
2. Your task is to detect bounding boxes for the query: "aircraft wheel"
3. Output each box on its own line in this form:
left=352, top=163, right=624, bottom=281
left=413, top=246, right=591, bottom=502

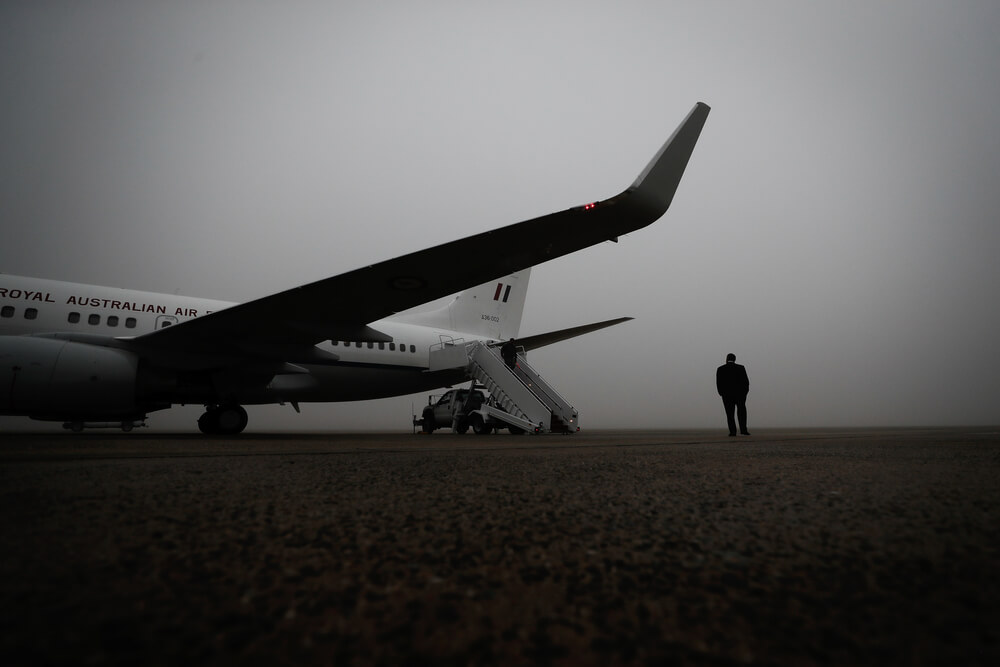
left=198, top=409, right=219, bottom=434
left=215, top=404, right=248, bottom=435
left=471, top=414, right=491, bottom=435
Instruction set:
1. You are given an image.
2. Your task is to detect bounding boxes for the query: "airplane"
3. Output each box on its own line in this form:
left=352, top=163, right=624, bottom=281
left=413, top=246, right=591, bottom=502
left=0, top=102, right=710, bottom=434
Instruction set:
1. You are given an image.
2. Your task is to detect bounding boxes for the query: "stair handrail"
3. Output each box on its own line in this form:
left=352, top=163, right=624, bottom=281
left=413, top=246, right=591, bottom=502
left=466, top=342, right=551, bottom=429
left=512, top=360, right=576, bottom=423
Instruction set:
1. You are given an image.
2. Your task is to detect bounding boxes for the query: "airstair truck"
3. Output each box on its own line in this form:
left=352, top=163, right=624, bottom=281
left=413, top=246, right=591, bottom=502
left=418, top=339, right=580, bottom=434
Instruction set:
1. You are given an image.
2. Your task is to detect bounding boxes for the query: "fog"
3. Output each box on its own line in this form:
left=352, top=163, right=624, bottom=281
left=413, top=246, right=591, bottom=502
left=2, top=1, right=999, bottom=431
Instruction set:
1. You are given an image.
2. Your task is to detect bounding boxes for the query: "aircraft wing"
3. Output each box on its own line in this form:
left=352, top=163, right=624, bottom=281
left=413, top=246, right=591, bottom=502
left=135, top=102, right=710, bottom=351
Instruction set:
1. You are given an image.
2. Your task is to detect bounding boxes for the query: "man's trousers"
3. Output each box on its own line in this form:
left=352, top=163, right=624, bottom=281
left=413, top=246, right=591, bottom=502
left=722, top=394, right=748, bottom=435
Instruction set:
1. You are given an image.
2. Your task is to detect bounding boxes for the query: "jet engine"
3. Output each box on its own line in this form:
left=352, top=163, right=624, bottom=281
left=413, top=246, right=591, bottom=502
left=0, top=336, right=139, bottom=420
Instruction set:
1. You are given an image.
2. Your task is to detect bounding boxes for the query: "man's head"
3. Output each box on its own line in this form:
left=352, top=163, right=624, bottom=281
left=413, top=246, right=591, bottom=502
left=726, top=353, right=736, bottom=363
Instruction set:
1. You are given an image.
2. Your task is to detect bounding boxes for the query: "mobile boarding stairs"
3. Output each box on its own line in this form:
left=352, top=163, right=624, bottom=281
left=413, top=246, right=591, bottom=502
left=428, top=339, right=579, bottom=434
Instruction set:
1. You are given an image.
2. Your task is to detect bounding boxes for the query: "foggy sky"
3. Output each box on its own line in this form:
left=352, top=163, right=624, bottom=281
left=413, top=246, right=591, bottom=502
left=2, top=1, right=999, bottom=431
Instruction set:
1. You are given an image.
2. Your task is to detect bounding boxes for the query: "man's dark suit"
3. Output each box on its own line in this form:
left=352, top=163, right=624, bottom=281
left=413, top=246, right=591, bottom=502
left=716, top=361, right=750, bottom=435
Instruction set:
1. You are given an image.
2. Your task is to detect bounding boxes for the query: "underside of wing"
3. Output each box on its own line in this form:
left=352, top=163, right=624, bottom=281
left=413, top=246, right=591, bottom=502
left=136, top=102, right=710, bottom=353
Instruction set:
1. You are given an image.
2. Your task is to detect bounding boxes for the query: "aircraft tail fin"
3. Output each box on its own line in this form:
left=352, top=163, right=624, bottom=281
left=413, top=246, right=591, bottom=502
left=390, top=269, right=531, bottom=340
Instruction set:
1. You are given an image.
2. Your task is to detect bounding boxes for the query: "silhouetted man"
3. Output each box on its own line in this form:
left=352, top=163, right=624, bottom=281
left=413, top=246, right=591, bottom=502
left=716, top=353, right=750, bottom=436
left=501, top=338, right=517, bottom=370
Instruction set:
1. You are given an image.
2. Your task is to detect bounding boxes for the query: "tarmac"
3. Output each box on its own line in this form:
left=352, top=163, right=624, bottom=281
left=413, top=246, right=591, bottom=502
left=1, top=427, right=997, bottom=665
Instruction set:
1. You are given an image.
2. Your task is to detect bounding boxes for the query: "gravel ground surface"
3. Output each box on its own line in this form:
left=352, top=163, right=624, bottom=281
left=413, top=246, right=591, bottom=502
left=1, top=427, right=997, bottom=665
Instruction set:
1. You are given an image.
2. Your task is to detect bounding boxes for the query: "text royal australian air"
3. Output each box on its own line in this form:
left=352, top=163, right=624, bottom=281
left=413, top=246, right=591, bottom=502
left=0, top=102, right=710, bottom=434
left=0, top=285, right=207, bottom=317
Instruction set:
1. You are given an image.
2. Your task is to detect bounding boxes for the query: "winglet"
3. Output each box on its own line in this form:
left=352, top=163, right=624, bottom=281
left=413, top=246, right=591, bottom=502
left=627, top=102, right=711, bottom=217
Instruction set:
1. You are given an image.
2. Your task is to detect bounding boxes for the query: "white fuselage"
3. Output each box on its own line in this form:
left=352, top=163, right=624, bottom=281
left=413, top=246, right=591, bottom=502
left=0, top=274, right=486, bottom=408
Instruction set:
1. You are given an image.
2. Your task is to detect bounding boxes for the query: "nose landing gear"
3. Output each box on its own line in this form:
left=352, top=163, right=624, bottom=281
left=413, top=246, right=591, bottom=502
left=198, top=404, right=249, bottom=435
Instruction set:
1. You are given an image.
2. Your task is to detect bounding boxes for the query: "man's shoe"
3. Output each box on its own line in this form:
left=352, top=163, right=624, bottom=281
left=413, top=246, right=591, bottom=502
left=741, top=431, right=751, bottom=436
left=728, top=432, right=737, bottom=437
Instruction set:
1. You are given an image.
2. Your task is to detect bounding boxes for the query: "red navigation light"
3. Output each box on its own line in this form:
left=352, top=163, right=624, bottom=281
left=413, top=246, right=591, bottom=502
left=583, top=202, right=598, bottom=211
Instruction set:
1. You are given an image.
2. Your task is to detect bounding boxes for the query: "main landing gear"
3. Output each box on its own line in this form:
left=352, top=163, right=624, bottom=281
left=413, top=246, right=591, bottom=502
left=198, top=404, right=249, bottom=435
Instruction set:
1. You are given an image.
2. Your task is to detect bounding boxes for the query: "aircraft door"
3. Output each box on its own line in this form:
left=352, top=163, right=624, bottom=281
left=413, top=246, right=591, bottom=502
left=155, top=315, right=179, bottom=329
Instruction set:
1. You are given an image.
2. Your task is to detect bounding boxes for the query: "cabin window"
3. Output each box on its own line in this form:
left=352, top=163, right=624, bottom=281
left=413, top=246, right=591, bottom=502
left=366, top=342, right=373, bottom=349
left=88, top=314, right=100, bottom=325
left=331, top=341, right=338, bottom=346
left=0, top=306, right=12, bottom=318
left=68, top=312, right=80, bottom=323
left=410, top=345, right=416, bottom=353
left=378, top=342, right=385, bottom=350
left=389, top=342, right=396, bottom=351
left=107, top=316, right=119, bottom=327
left=24, top=308, right=38, bottom=320
left=125, top=318, right=137, bottom=328
left=355, top=342, right=362, bottom=348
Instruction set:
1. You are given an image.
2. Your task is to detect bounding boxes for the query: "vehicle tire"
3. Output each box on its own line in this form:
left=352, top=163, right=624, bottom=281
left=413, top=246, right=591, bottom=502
left=421, top=408, right=436, bottom=433
left=471, top=414, right=491, bottom=435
